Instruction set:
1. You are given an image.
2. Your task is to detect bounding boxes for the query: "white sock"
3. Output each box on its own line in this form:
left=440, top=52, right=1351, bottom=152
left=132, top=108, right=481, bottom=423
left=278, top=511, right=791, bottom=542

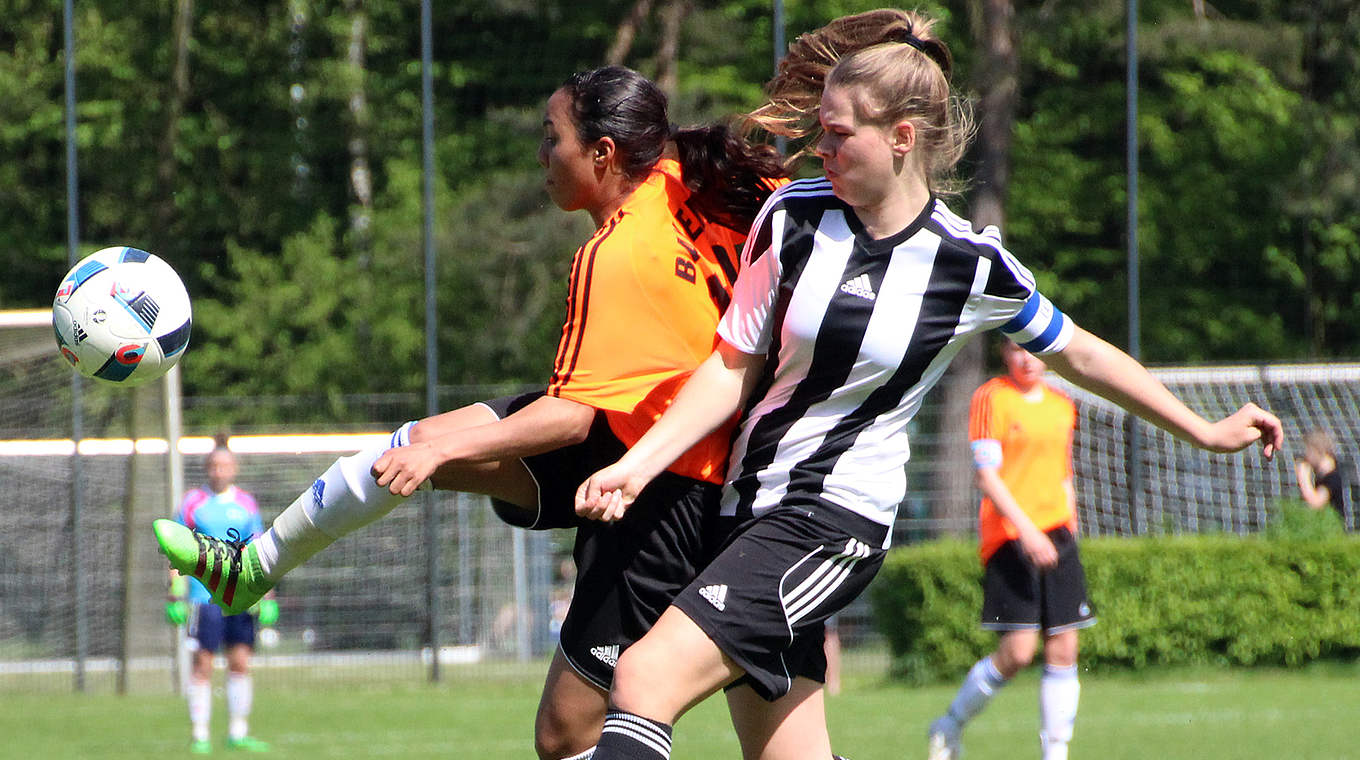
left=188, top=678, right=212, bottom=742
left=943, top=656, right=1008, bottom=730
left=255, top=422, right=417, bottom=578
left=561, top=748, right=596, bottom=760
left=226, top=672, right=253, bottom=740
left=1039, top=664, right=1080, bottom=760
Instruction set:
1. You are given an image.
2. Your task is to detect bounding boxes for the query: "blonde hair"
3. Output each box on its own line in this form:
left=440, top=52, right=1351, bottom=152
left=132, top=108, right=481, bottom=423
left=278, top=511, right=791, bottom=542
left=744, top=9, right=973, bottom=192
left=1304, top=429, right=1336, bottom=459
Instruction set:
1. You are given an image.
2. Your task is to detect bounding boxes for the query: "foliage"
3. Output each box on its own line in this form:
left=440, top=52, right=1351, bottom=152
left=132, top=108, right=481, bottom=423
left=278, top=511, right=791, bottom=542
left=1266, top=497, right=1347, bottom=540
left=870, top=534, right=1360, bottom=684
left=4, top=0, right=1360, bottom=418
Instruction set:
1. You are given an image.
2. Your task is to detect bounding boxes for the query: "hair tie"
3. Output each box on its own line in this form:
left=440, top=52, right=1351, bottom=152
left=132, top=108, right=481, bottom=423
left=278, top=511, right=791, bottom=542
left=889, top=27, right=930, bottom=55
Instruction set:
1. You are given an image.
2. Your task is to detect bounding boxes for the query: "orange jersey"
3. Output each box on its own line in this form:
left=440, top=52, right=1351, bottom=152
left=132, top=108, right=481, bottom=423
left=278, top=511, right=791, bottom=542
left=970, top=376, right=1077, bottom=562
left=548, top=158, right=780, bottom=483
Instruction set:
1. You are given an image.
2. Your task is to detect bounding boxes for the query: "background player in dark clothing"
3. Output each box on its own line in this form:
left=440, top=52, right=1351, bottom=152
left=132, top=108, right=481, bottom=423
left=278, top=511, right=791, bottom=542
left=1296, top=428, right=1352, bottom=530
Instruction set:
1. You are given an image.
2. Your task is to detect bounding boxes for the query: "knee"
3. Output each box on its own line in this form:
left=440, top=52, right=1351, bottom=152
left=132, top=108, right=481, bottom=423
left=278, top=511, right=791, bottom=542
left=533, top=702, right=595, bottom=760
left=611, top=647, right=651, bottom=702
left=1044, top=632, right=1079, bottom=668
left=996, top=644, right=1036, bottom=676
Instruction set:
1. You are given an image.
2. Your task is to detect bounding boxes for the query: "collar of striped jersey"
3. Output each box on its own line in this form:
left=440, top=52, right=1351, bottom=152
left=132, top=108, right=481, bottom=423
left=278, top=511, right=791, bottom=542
left=840, top=193, right=937, bottom=253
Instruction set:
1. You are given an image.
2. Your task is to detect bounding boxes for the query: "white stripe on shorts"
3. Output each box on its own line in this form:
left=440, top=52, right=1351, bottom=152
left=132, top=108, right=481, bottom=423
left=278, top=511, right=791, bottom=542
left=782, top=538, right=871, bottom=626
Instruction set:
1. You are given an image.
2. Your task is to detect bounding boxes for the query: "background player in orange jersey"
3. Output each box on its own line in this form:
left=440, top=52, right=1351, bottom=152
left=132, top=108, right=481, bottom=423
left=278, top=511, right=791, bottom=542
left=929, top=338, right=1089, bottom=760
left=155, top=65, right=786, bottom=760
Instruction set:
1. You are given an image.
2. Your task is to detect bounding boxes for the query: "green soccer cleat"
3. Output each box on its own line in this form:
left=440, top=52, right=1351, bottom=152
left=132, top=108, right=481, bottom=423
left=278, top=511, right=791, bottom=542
left=189, top=738, right=212, bottom=754
left=225, top=736, right=271, bottom=752
left=153, top=519, right=272, bottom=616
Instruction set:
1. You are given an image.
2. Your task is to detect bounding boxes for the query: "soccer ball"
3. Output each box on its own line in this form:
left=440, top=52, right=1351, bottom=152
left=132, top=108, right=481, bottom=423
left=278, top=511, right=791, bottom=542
left=52, top=246, right=192, bottom=386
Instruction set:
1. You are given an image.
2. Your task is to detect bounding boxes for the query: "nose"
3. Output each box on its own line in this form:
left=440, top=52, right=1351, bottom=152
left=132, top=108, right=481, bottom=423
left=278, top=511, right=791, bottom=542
left=815, top=132, right=834, bottom=159
left=537, top=142, right=549, bottom=168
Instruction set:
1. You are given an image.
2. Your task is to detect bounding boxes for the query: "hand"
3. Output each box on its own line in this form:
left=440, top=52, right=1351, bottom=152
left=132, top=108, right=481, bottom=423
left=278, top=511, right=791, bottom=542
left=575, top=462, right=650, bottom=522
left=1201, top=402, right=1283, bottom=460
left=252, top=598, right=280, bottom=627
left=372, top=442, right=442, bottom=496
left=1016, top=526, right=1059, bottom=571
left=165, top=600, right=188, bottom=626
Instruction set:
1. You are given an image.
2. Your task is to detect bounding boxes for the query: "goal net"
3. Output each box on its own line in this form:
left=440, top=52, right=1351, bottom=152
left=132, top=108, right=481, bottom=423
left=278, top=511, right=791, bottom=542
left=0, top=309, right=559, bottom=693
left=1056, top=363, right=1360, bottom=537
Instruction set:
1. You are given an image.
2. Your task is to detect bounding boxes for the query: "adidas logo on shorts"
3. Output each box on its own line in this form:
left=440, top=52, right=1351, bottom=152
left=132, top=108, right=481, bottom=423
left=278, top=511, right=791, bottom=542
left=590, top=644, right=619, bottom=667
left=839, top=274, right=876, bottom=300
left=699, top=584, right=728, bottom=611
left=311, top=479, right=325, bottom=511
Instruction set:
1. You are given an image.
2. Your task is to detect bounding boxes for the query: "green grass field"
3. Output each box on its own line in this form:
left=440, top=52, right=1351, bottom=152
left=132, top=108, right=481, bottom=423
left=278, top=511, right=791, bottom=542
left=5, top=658, right=1357, bottom=758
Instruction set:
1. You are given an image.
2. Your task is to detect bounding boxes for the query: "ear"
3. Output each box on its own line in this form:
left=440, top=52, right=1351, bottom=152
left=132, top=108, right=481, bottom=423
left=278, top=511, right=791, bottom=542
left=890, top=120, right=916, bottom=157
left=593, top=136, right=617, bottom=168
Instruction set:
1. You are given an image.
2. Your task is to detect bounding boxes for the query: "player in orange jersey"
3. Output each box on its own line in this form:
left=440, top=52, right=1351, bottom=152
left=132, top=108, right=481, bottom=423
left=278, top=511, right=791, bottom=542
left=154, top=65, right=786, bottom=760
left=929, top=338, right=1090, bottom=760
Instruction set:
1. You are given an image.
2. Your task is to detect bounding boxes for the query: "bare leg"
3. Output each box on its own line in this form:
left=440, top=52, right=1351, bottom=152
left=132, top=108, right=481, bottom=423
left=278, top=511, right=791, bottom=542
left=726, top=678, right=831, bottom=760
left=611, top=607, right=742, bottom=723
left=535, top=648, right=608, bottom=759
left=993, top=628, right=1041, bottom=677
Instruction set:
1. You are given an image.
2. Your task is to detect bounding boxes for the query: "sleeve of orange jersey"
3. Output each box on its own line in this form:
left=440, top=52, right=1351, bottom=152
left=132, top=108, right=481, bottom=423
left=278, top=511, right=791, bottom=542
left=968, top=381, right=1001, bottom=444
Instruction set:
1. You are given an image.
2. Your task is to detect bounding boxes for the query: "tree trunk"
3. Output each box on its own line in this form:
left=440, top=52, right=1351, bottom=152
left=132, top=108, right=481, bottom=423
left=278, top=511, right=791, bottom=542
left=345, top=0, right=373, bottom=246
left=932, top=0, right=1018, bottom=536
left=344, top=0, right=374, bottom=360
left=655, top=0, right=692, bottom=98
left=152, top=0, right=193, bottom=252
left=606, top=0, right=655, bottom=65
left=973, top=0, right=1018, bottom=232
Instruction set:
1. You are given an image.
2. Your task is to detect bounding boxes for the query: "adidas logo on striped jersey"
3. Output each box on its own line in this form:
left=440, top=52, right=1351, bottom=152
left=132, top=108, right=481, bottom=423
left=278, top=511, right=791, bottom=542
left=590, top=644, right=620, bottom=667
left=699, top=584, right=728, bottom=611
left=839, top=273, right=876, bottom=300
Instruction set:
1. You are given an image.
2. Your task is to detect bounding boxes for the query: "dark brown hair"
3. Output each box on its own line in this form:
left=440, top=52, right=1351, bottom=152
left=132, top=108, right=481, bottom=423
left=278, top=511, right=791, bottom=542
left=560, top=65, right=787, bottom=230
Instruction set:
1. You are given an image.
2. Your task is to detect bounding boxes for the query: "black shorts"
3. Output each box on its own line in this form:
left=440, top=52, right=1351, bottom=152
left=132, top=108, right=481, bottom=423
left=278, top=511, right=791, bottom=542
left=479, top=391, right=625, bottom=530
left=981, top=526, right=1097, bottom=635
left=672, top=505, right=888, bottom=702
left=481, top=391, right=722, bottom=689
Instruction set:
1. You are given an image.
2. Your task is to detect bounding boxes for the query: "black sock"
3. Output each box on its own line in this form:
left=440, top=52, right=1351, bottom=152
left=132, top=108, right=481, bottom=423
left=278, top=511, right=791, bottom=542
left=592, top=710, right=673, bottom=759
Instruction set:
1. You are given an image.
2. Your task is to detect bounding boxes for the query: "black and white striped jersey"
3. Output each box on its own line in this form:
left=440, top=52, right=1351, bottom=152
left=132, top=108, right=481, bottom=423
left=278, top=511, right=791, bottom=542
left=716, top=178, right=1073, bottom=545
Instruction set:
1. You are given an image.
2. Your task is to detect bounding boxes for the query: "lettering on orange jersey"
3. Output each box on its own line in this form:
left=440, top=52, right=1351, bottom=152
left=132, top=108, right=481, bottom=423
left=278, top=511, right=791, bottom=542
left=675, top=257, right=697, bottom=283
left=674, top=201, right=705, bottom=241
left=677, top=236, right=701, bottom=261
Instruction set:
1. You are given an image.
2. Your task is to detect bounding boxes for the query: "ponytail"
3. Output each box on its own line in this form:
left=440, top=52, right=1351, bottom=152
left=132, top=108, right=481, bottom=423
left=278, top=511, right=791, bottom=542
left=672, top=125, right=787, bottom=231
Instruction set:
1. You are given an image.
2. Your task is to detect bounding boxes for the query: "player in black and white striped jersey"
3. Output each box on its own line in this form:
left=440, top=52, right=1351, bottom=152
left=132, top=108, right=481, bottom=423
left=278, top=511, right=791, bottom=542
left=716, top=175, right=1070, bottom=538
left=575, top=9, right=1283, bottom=760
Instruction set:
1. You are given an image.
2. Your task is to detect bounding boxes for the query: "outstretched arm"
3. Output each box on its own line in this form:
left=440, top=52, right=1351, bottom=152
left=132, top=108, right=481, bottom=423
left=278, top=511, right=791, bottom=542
left=1042, top=327, right=1283, bottom=458
left=373, top=396, right=596, bottom=496
left=576, top=340, right=766, bottom=521
left=1294, top=461, right=1332, bottom=509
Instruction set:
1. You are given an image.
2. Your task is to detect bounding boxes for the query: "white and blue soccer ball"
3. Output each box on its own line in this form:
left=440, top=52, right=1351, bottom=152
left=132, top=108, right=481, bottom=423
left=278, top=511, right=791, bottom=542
left=52, top=246, right=192, bottom=386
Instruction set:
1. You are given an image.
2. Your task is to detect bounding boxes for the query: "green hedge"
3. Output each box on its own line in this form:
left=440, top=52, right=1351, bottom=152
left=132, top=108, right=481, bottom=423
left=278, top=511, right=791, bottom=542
left=868, top=531, right=1360, bottom=684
